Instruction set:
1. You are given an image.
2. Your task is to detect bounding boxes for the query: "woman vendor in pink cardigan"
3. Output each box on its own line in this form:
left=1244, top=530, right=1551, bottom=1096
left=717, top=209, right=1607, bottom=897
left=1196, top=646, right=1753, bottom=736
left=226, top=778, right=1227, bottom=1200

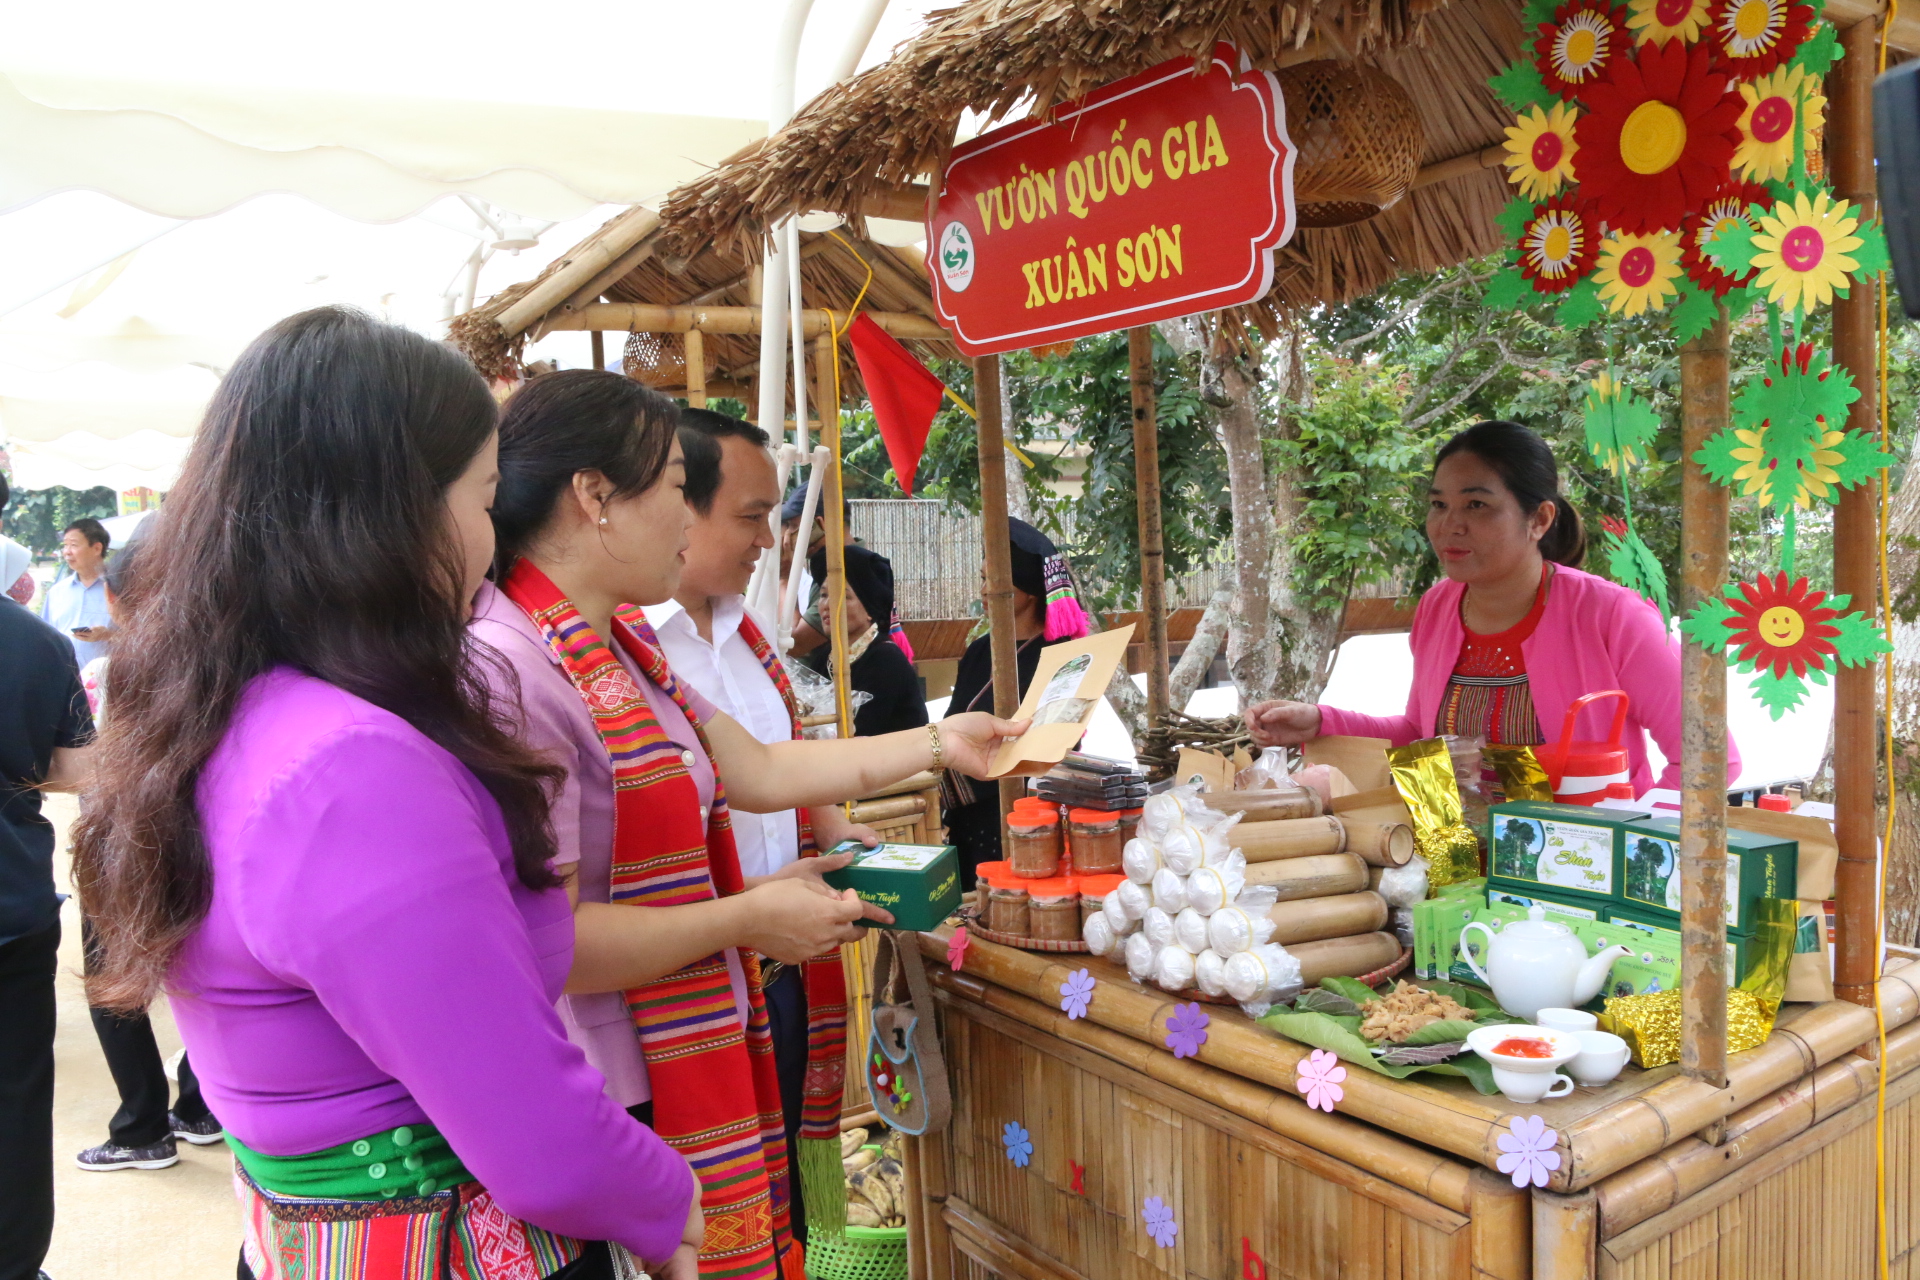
left=1245, top=420, right=1737, bottom=798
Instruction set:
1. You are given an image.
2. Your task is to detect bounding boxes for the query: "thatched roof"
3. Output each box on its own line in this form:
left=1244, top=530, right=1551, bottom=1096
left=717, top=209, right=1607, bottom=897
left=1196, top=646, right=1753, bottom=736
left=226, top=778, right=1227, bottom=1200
left=454, top=0, right=1544, bottom=377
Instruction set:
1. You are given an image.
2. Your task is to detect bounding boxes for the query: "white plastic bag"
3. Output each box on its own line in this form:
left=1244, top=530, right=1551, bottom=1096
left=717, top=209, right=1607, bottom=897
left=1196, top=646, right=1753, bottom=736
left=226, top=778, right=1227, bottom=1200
left=1373, top=854, right=1430, bottom=908
left=1173, top=906, right=1211, bottom=954
left=1082, top=911, right=1118, bottom=957
left=1194, top=948, right=1229, bottom=997
left=1186, top=852, right=1248, bottom=915
left=1142, top=906, right=1176, bottom=949
left=1101, top=889, right=1138, bottom=938
left=1122, top=837, right=1163, bottom=884
left=1153, top=944, right=1197, bottom=993
left=1206, top=886, right=1281, bottom=955
left=1124, top=930, right=1158, bottom=983
left=1150, top=867, right=1190, bottom=914
left=1114, top=878, right=1152, bottom=922
left=1224, top=942, right=1304, bottom=1018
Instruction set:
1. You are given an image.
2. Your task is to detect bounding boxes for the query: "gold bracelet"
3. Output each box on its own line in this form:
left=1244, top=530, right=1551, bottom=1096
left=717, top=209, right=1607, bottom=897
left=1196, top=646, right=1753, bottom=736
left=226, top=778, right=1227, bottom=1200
left=928, top=722, right=945, bottom=771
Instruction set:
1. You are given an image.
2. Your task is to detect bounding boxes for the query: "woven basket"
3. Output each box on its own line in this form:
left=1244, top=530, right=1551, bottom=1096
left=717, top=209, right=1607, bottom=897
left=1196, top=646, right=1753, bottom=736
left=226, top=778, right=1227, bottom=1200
left=1276, top=60, right=1424, bottom=227
left=623, top=331, right=707, bottom=389
left=806, top=1226, right=911, bottom=1280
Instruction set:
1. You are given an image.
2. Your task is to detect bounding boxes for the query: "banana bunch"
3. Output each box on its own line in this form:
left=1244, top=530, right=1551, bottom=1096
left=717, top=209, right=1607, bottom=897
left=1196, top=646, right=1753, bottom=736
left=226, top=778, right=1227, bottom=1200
left=841, top=1128, right=908, bottom=1228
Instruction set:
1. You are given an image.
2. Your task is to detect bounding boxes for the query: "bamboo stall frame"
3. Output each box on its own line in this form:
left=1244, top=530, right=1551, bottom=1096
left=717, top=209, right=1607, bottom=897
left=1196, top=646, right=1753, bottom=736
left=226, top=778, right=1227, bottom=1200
left=442, top=2, right=1919, bottom=1272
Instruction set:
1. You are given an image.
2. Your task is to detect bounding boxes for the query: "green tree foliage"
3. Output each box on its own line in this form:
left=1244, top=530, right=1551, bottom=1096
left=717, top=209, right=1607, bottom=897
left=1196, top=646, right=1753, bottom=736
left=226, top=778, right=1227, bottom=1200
left=2, top=484, right=117, bottom=558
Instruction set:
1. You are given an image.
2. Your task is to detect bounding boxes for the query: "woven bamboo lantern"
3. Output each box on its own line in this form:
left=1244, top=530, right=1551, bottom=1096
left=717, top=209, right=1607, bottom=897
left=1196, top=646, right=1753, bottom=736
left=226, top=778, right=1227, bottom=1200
left=1276, top=61, right=1424, bottom=228
left=623, top=330, right=708, bottom=389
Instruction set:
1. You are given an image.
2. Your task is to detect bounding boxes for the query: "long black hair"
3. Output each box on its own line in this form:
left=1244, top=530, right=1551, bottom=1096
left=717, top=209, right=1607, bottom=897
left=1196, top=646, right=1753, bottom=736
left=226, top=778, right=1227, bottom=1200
left=1434, top=420, right=1586, bottom=568
left=72, top=307, right=561, bottom=1011
left=491, top=370, right=681, bottom=572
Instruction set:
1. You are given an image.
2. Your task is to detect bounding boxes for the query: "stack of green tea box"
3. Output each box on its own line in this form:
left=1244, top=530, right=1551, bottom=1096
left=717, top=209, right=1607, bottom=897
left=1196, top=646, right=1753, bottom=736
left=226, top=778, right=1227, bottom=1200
left=1412, top=800, right=1796, bottom=1006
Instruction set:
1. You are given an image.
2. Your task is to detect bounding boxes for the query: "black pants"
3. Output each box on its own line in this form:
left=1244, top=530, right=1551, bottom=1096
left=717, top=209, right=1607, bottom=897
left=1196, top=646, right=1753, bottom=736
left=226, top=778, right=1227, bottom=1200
left=0, top=919, right=60, bottom=1280
left=763, top=964, right=812, bottom=1245
left=82, top=915, right=213, bottom=1146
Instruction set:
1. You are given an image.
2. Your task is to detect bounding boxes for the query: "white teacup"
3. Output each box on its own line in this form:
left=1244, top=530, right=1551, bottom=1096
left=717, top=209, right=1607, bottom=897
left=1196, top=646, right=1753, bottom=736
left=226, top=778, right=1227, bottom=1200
left=1491, top=1065, right=1575, bottom=1103
left=1536, top=1007, right=1598, bottom=1034
left=1570, top=1030, right=1630, bottom=1087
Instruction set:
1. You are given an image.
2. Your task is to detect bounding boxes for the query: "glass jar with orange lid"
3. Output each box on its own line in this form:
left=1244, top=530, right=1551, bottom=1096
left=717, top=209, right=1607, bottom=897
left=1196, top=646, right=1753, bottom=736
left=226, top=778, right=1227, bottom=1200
left=1024, top=876, right=1082, bottom=941
left=1007, top=808, right=1063, bottom=877
left=1068, top=808, right=1124, bottom=875
left=976, top=862, right=1032, bottom=936
left=1077, top=873, right=1126, bottom=925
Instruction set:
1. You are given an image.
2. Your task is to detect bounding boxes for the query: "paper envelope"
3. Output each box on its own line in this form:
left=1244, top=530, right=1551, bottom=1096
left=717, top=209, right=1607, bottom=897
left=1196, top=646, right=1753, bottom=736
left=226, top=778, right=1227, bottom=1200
left=986, top=624, right=1135, bottom=777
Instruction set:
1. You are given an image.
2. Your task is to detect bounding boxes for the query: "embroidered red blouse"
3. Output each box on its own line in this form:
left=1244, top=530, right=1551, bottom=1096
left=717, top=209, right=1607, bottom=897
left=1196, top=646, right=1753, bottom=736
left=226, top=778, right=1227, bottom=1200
left=1436, top=566, right=1552, bottom=745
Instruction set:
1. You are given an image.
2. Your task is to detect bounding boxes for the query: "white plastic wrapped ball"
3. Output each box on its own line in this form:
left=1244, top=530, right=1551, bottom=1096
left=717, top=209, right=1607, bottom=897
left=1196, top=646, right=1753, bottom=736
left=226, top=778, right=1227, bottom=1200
left=1115, top=878, right=1152, bottom=921
left=1374, top=854, right=1431, bottom=908
left=1151, top=867, right=1189, bottom=914
left=1122, top=837, right=1162, bottom=884
left=1142, top=906, right=1176, bottom=948
left=1224, top=942, right=1304, bottom=1017
left=1083, top=911, right=1117, bottom=957
left=1102, top=889, right=1137, bottom=937
left=1194, top=948, right=1229, bottom=997
left=1124, top=930, right=1158, bottom=983
left=1153, top=944, right=1196, bottom=992
left=1173, top=906, right=1211, bottom=954
left=1186, top=852, right=1247, bottom=915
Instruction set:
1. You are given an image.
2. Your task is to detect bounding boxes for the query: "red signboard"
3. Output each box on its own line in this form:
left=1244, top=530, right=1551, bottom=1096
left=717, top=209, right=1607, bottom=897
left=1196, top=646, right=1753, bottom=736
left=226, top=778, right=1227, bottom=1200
left=925, top=44, right=1296, bottom=357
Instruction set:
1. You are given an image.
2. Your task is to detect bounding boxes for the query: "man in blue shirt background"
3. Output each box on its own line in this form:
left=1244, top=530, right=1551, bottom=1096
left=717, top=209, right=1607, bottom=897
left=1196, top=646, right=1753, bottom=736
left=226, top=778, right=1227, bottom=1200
left=39, top=518, right=113, bottom=665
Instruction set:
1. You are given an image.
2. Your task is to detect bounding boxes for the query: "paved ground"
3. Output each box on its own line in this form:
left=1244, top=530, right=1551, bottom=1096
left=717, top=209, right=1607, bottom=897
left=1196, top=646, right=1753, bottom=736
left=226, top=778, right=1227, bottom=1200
left=42, top=793, right=238, bottom=1280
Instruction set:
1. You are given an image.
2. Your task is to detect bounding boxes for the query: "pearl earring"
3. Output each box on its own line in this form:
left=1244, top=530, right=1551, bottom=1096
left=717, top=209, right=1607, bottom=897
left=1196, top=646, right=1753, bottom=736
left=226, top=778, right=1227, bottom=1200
left=599, top=517, right=609, bottom=525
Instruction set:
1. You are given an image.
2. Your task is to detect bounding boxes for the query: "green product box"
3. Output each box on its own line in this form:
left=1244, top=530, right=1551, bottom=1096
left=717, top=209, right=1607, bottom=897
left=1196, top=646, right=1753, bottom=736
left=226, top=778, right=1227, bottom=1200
left=1412, top=899, right=1437, bottom=979
left=1487, top=801, right=1649, bottom=906
left=1617, top=817, right=1797, bottom=934
left=1485, top=885, right=1602, bottom=926
left=1428, top=894, right=1485, bottom=985
left=821, top=841, right=963, bottom=932
left=1436, top=877, right=1488, bottom=901
left=1604, top=902, right=1751, bottom=985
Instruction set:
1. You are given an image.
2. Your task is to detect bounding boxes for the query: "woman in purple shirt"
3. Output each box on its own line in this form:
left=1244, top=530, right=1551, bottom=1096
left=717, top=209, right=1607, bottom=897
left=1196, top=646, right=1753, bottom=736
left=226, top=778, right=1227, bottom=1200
left=70, top=308, right=701, bottom=1280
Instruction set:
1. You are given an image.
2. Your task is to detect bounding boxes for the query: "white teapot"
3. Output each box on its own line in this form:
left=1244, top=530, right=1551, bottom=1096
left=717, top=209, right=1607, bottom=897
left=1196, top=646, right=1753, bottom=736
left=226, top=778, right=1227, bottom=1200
left=1460, top=906, right=1630, bottom=1022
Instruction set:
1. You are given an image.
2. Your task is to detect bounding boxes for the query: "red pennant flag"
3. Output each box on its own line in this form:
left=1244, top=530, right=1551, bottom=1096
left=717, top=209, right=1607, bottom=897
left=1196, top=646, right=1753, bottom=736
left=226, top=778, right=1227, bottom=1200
left=847, top=313, right=945, bottom=497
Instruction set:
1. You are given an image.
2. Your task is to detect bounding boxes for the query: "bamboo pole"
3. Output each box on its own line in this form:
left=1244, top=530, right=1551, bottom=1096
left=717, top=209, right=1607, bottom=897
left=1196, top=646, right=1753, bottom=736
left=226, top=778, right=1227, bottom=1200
left=1532, top=1188, right=1598, bottom=1280
left=1236, top=815, right=1348, bottom=861
left=1678, top=303, right=1732, bottom=1085
left=1290, top=930, right=1402, bottom=982
left=1204, top=790, right=1325, bottom=819
left=1128, top=327, right=1170, bottom=722
left=975, top=355, right=1023, bottom=846
left=547, top=301, right=950, bottom=340
left=589, top=329, right=605, bottom=373
left=495, top=205, right=662, bottom=338
left=1241, top=852, right=1370, bottom=898
left=817, top=333, right=853, bottom=739
left=916, top=1127, right=955, bottom=1280
left=684, top=329, right=707, bottom=409
left=1266, top=890, right=1389, bottom=945
left=1830, top=17, right=1883, bottom=1006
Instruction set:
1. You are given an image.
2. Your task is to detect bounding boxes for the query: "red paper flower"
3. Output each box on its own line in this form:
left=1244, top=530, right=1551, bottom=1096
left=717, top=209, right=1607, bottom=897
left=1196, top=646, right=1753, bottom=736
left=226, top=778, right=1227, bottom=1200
left=1519, top=196, right=1601, bottom=292
left=1707, top=0, right=1814, bottom=79
left=1681, top=180, right=1769, bottom=295
left=1723, top=572, right=1843, bottom=678
left=1536, top=0, right=1630, bottom=100
left=1576, top=39, right=1742, bottom=232
left=1600, top=514, right=1630, bottom=536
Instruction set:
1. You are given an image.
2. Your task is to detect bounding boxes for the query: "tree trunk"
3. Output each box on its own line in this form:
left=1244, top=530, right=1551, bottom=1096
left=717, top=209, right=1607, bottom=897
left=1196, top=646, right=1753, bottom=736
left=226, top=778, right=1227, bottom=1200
left=1213, top=330, right=1347, bottom=706
left=1884, top=468, right=1920, bottom=947
left=1169, top=585, right=1232, bottom=710
left=1001, top=374, right=1033, bottom=525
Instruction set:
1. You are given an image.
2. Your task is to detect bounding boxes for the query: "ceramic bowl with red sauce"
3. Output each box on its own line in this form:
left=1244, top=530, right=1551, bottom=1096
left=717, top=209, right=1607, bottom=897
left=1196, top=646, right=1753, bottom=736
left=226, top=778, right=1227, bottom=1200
left=1466, top=1024, right=1585, bottom=1103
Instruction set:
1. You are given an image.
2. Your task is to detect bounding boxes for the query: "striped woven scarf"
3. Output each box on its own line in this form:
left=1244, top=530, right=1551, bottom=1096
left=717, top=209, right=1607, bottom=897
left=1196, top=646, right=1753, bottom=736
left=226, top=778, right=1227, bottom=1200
left=501, top=561, right=795, bottom=1280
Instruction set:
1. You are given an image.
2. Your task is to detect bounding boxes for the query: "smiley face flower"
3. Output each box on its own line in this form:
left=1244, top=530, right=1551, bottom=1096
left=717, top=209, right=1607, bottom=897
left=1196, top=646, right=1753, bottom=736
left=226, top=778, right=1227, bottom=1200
left=1504, top=101, right=1583, bottom=200
left=1681, top=181, right=1768, bottom=296
left=1536, top=0, right=1630, bottom=99
left=1732, top=65, right=1826, bottom=183
left=1749, top=190, right=1864, bottom=313
left=1707, top=0, right=1814, bottom=78
left=1628, top=0, right=1711, bottom=45
left=1519, top=196, right=1600, bottom=291
left=1596, top=229, right=1685, bottom=315
left=1721, top=573, right=1843, bottom=679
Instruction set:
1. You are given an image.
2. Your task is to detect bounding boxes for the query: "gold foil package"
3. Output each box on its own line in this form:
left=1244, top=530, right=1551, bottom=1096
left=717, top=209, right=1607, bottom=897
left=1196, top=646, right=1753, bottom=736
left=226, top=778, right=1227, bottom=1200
left=1387, top=737, right=1482, bottom=888
left=1484, top=744, right=1555, bottom=803
left=1599, top=899, right=1795, bottom=1068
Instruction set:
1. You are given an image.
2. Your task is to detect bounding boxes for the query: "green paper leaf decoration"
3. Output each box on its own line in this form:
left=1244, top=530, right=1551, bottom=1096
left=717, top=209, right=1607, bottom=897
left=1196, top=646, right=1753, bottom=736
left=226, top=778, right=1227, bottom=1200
left=1825, top=429, right=1895, bottom=492
left=1521, top=0, right=1559, bottom=25
left=1731, top=347, right=1859, bottom=436
left=1704, top=216, right=1762, bottom=275
left=1851, top=216, right=1892, bottom=279
left=1792, top=19, right=1842, bottom=73
left=1670, top=279, right=1721, bottom=344
left=1583, top=376, right=1663, bottom=475
left=1694, top=427, right=1749, bottom=493
left=1495, top=197, right=1538, bottom=241
left=1826, top=610, right=1896, bottom=667
left=1484, top=265, right=1532, bottom=311
left=1681, top=592, right=1740, bottom=654
left=1748, top=668, right=1815, bottom=719
left=1601, top=524, right=1672, bottom=626
left=1557, top=276, right=1605, bottom=329
left=1489, top=58, right=1555, bottom=113
left=1713, top=347, right=1872, bottom=510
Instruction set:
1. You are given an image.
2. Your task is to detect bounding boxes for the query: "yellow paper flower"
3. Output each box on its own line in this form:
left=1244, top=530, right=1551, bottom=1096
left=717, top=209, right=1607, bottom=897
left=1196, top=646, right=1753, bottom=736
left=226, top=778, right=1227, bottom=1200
left=1503, top=102, right=1582, bottom=200
left=1728, top=422, right=1845, bottom=507
left=1726, top=427, right=1778, bottom=503
left=1750, top=190, right=1862, bottom=313
left=1595, top=230, right=1684, bottom=316
left=1732, top=66, right=1826, bottom=184
left=1628, top=0, right=1710, bottom=45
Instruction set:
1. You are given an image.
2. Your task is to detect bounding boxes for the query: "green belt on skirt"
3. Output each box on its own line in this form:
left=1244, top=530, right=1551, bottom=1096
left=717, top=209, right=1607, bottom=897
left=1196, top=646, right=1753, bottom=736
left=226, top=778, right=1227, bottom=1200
left=228, top=1121, right=474, bottom=1201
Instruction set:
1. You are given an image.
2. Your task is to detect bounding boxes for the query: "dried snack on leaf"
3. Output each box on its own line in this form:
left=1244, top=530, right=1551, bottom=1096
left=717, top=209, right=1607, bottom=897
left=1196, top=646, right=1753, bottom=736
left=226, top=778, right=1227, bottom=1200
left=1357, top=980, right=1479, bottom=1044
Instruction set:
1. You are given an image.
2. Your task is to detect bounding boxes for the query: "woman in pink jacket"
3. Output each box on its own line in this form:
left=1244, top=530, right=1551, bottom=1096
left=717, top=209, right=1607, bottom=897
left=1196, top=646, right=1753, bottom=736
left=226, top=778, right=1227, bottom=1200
left=1245, top=420, right=1737, bottom=797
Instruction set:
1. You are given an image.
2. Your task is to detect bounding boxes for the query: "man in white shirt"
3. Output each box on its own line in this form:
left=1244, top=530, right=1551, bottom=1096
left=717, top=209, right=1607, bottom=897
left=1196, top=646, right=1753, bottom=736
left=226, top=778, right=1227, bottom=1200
left=40, top=519, right=114, bottom=664
left=642, top=408, right=876, bottom=1243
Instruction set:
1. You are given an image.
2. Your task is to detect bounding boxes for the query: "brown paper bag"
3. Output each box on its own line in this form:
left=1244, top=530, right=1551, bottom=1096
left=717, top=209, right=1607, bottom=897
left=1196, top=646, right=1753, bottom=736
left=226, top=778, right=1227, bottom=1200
left=1784, top=899, right=1834, bottom=1003
left=1304, top=735, right=1394, bottom=792
left=1174, top=747, right=1236, bottom=793
left=986, top=624, right=1135, bottom=777
left=1724, top=807, right=1838, bottom=902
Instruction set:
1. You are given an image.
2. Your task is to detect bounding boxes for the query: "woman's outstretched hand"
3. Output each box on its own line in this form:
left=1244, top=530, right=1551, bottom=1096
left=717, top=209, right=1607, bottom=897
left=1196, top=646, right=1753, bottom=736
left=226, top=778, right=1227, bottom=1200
left=935, top=714, right=1030, bottom=778
left=1244, top=700, right=1322, bottom=748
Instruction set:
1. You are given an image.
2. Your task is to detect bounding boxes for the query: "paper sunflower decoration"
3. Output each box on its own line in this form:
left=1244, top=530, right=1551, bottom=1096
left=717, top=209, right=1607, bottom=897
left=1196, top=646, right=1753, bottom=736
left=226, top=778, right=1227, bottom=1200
left=1584, top=371, right=1663, bottom=473
left=1697, top=342, right=1880, bottom=510
left=1576, top=39, right=1741, bottom=232
left=1707, top=0, right=1814, bottom=79
left=1732, top=65, right=1825, bottom=183
left=1683, top=574, right=1889, bottom=715
left=1680, top=181, right=1768, bottom=296
left=1504, top=102, right=1583, bottom=200
left=1536, top=0, right=1630, bottom=99
left=1519, top=196, right=1601, bottom=291
left=1627, top=0, right=1711, bottom=46
left=1596, top=229, right=1685, bottom=314
left=1748, top=190, right=1864, bottom=313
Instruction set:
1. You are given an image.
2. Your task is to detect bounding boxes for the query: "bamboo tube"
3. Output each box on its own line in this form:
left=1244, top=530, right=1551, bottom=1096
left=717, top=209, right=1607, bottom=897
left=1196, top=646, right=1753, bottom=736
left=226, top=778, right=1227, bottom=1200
left=849, top=795, right=927, bottom=824
left=1679, top=303, right=1732, bottom=1084
left=589, top=329, right=605, bottom=373
left=548, top=301, right=950, bottom=341
left=916, top=1126, right=954, bottom=1280
left=1267, top=890, right=1389, bottom=945
left=817, top=335, right=853, bottom=741
left=1243, top=852, right=1370, bottom=900
left=1830, top=19, right=1882, bottom=1007
left=1129, top=326, right=1170, bottom=723
left=1291, top=931, right=1403, bottom=984
left=1236, top=815, right=1346, bottom=861
left=1204, top=789, right=1324, bottom=820
left=903, top=1135, right=927, bottom=1280
left=1339, top=818, right=1415, bottom=867
left=495, top=205, right=661, bottom=338
left=683, top=329, right=707, bottom=409
left=974, top=354, right=1022, bottom=854
left=1532, top=1188, right=1598, bottom=1280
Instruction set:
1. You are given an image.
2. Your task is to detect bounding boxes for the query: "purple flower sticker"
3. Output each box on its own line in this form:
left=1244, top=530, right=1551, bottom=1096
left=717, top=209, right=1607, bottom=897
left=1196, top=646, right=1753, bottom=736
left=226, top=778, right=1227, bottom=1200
left=1295, top=1049, right=1347, bottom=1112
left=1495, top=1115, right=1562, bottom=1188
left=1060, top=968, right=1096, bottom=1021
left=1142, top=1196, right=1179, bottom=1248
left=947, top=927, right=970, bottom=971
left=1164, top=1002, right=1210, bottom=1059
left=1001, top=1120, right=1033, bottom=1168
